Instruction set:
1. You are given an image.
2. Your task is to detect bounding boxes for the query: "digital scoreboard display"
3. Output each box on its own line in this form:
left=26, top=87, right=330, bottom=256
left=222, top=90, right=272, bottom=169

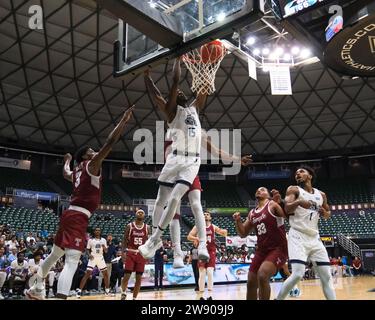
left=276, top=0, right=328, bottom=18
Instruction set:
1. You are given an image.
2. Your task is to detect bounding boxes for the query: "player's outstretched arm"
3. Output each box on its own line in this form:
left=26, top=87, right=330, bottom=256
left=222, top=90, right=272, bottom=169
left=191, top=92, right=207, bottom=112
left=164, top=57, right=181, bottom=122
left=144, top=70, right=167, bottom=112
left=89, top=106, right=134, bottom=176
left=232, top=212, right=254, bottom=238
left=62, top=153, right=73, bottom=182
left=202, top=132, right=252, bottom=166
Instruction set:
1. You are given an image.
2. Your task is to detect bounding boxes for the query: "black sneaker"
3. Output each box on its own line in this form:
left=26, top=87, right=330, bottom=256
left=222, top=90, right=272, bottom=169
left=207, top=296, right=213, bottom=300
left=121, top=293, right=127, bottom=300
left=200, top=297, right=205, bottom=300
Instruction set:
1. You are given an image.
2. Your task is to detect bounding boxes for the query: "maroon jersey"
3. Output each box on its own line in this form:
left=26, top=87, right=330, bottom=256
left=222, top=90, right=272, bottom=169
left=70, top=160, right=102, bottom=213
left=206, top=224, right=216, bottom=252
left=127, top=222, right=148, bottom=250
left=248, top=200, right=287, bottom=252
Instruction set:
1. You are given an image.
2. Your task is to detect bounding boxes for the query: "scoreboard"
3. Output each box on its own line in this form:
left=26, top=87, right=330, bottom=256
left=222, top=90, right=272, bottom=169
left=270, top=0, right=332, bottom=19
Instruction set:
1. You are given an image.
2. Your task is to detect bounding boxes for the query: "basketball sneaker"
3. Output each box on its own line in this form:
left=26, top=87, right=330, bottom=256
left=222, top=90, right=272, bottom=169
left=139, top=238, right=162, bottom=259
left=289, top=287, right=301, bottom=297
left=293, top=288, right=301, bottom=297
left=173, top=254, right=185, bottom=269
left=198, top=243, right=209, bottom=261
left=25, top=285, right=45, bottom=300
left=76, top=288, right=82, bottom=299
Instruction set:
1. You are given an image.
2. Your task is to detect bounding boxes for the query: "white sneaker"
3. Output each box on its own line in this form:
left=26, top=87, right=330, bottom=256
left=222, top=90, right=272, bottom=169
left=139, top=239, right=162, bottom=259
left=0, top=293, right=4, bottom=300
left=198, top=243, right=209, bottom=261
left=76, top=289, right=82, bottom=299
left=173, top=254, right=185, bottom=268
left=25, top=285, right=45, bottom=300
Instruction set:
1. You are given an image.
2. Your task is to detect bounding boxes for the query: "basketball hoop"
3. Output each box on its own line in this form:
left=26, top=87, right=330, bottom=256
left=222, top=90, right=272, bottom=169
left=182, top=40, right=227, bottom=95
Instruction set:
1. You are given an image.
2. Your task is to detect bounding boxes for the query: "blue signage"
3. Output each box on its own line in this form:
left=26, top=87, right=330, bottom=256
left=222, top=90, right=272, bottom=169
left=14, top=189, right=59, bottom=201
left=248, top=170, right=291, bottom=180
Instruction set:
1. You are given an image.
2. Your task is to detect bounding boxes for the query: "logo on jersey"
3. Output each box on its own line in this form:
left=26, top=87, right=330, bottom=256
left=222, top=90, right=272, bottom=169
left=185, top=115, right=197, bottom=126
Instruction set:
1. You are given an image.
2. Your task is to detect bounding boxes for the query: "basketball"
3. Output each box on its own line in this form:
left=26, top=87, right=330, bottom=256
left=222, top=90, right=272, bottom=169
left=200, top=40, right=225, bottom=63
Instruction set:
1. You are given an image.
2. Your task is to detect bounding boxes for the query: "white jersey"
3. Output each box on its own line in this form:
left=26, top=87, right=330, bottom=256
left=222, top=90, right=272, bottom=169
left=168, top=105, right=201, bottom=155
left=289, top=186, right=323, bottom=237
left=87, top=237, right=107, bottom=257
left=10, top=260, right=28, bottom=275
left=28, top=258, right=43, bottom=274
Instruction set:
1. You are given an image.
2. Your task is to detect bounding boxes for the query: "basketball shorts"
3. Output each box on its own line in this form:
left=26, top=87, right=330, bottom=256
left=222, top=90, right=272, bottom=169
left=87, top=256, right=107, bottom=271
left=288, top=228, right=330, bottom=265
left=188, top=176, right=202, bottom=193
left=198, top=250, right=216, bottom=269
left=54, top=209, right=89, bottom=252
left=250, top=247, right=287, bottom=273
left=158, top=154, right=200, bottom=187
left=124, top=251, right=147, bottom=274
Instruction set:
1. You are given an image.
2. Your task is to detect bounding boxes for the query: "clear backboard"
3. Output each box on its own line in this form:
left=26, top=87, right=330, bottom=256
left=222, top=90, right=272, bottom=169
left=98, top=0, right=263, bottom=77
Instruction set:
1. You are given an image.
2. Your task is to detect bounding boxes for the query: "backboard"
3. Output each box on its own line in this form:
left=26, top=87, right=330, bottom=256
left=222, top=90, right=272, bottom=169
left=98, top=0, right=264, bottom=77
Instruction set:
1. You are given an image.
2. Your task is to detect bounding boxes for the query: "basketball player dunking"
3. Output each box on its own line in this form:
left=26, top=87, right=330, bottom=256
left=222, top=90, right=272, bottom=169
left=145, top=65, right=251, bottom=267
left=26, top=106, right=134, bottom=300
left=120, top=209, right=150, bottom=300
left=274, top=165, right=336, bottom=300
left=140, top=57, right=209, bottom=261
left=188, top=211, right=227, bottom=300
left=233, top=187, right=287, bottom=300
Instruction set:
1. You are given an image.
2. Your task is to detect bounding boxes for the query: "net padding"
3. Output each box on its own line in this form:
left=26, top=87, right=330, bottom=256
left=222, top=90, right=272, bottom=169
left=182, top=40, right=227, bottom=95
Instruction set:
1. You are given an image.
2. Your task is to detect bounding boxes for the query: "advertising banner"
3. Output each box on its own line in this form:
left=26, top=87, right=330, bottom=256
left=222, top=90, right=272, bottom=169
left=14, top=189, right=59, bottom=201
left=0, top=157, right=31, bottom=170
left=124, top=263, right=282, bottom=288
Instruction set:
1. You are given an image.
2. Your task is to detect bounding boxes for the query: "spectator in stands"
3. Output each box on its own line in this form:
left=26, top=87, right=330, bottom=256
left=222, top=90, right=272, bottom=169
left=245, top=254, right=251, bottom=263
left=102, top=234, right=116, bottom=291
left=0, top=238, right=6, bottom=249
left=26, top=232, right=35, bottom=244
left=27, top=238, right=37, bottom=253
left=154, top=245, right=167, bottom=290
left=40, top=228, right=49, bottom=239
left=0, top=247, right=9, bottom=299
left=8, top=248, right=18, bottom=263
left=46, top=234, right=54, bottom=250
left=352, top=257, right=362, bottom=276
left=6, top=235, right=18, bottom=251
left=18, top=239, right=26, bottom=254
left=15, top=228, right=24, bottom=240
left=8, top=252, right=28, bottom=297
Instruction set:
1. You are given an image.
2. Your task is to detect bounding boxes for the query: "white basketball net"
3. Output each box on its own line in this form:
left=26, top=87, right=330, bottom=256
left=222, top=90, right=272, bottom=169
left=182, top=41, right=227, bottom=95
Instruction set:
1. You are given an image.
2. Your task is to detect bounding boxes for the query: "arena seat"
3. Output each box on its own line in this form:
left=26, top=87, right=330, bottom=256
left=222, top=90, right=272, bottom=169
left=200, top=181, right=244, bottom=207
left=117, top=179, right=158, bottom=200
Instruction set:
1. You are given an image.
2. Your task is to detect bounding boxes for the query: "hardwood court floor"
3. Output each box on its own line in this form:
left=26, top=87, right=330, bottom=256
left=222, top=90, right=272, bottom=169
left=77, top=276, right=375, bottom=300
